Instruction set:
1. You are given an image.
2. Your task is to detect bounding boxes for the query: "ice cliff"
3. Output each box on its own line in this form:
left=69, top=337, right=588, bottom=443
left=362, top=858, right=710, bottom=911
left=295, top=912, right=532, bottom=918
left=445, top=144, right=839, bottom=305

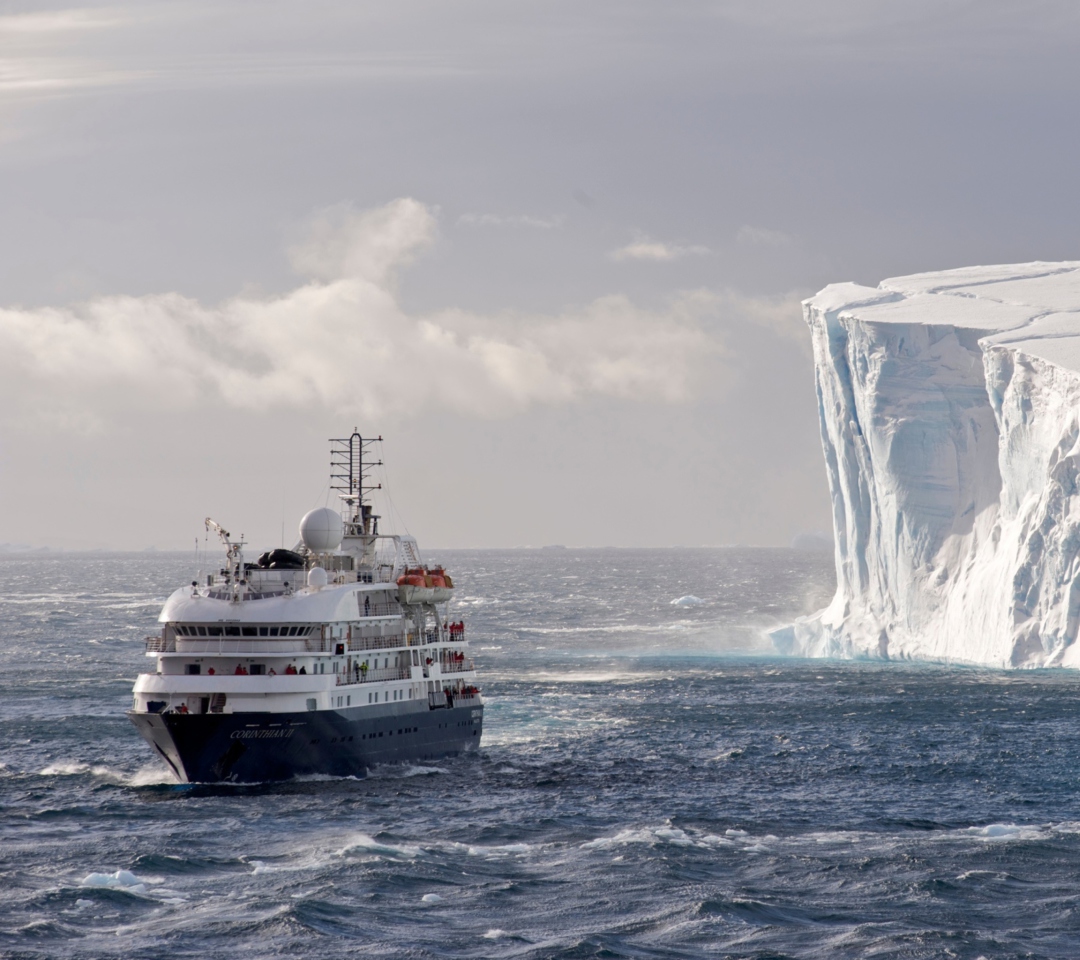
left=774, top=262, right=1080, bottom=667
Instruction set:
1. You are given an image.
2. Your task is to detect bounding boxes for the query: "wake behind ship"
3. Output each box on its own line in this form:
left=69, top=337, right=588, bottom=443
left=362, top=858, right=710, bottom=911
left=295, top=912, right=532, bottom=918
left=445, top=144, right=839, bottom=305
left=128, top=431, right=482, bottom=782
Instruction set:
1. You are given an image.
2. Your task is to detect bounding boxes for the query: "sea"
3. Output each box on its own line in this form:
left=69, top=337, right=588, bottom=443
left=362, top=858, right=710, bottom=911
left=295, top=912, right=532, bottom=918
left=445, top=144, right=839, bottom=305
left=4, top=547, right=1080, bottom=959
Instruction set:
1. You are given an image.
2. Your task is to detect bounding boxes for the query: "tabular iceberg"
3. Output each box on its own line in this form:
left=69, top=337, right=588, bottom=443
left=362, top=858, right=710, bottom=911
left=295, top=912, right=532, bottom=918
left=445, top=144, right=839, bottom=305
left=774, top=262, right=1080, bottom=667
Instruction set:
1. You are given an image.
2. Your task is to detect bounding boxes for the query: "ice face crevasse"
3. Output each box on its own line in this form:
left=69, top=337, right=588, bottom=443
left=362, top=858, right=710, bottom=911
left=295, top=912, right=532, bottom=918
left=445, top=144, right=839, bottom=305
left=773, top=262, right=1080, bottom=667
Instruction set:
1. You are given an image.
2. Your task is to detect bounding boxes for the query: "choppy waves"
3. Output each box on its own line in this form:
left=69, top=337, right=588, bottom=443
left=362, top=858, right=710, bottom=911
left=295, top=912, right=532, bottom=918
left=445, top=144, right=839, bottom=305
left=7, top=549, right=1080, bottom=957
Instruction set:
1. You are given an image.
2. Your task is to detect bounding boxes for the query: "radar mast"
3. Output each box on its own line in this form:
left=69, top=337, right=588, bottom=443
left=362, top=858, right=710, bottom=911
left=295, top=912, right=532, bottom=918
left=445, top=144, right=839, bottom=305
left=330, top=429, right=383, bottom=538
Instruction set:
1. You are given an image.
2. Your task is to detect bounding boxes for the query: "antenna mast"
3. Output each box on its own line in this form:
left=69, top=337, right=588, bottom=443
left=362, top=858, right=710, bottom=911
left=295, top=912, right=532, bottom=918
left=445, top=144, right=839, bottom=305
left=330, top=429, right=383, bottom=536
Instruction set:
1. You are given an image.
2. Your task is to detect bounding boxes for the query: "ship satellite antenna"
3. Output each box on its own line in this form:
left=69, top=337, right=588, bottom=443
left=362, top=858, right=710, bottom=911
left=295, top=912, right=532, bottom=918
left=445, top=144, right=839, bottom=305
left=329, top=429, right=383, bottom=537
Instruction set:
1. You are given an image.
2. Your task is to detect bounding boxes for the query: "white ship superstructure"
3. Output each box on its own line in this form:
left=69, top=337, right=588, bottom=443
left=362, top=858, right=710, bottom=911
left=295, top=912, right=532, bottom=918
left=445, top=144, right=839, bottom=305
left=128, top=432, right=482, bottom=782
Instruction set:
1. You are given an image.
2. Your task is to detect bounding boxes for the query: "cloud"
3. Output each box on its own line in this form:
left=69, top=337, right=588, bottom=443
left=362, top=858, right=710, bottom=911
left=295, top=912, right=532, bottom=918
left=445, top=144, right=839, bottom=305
left=0, top=199, right=728, bottom=432
left=736, top=225, right=793, bottom=247
left=288, top=199, right=437, bottom=285
left=609, top=234, right=710, bottom=262
left=457, top=212, right=564, bottom=229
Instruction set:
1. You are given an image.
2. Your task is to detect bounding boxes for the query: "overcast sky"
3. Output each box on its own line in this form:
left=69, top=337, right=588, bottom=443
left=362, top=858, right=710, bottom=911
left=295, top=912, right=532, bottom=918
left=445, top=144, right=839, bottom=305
left=2, top=0, right=1080, bottom=550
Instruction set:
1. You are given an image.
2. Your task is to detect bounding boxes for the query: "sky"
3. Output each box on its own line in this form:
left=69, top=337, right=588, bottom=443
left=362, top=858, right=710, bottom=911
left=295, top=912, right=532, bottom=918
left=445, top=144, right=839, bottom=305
left=2, top=0, right=1080, bottom=550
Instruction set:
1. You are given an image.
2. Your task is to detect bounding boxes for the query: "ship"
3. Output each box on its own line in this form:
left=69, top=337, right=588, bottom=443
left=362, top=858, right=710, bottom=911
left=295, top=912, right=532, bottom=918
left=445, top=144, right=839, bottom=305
left=127, top=431, right=483, bottom=782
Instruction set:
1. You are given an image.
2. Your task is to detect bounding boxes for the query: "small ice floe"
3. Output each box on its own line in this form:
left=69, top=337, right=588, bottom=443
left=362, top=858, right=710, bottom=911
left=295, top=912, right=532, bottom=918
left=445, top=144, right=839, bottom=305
left=421, top=893, right=444, bottom=903
left=483, top=929, right=508, bottom=939
left=960, top=823, right=1045, bottom=842
left=80, top=870, right=147, bottom=895
left=670, top=596, right=705, bottom=606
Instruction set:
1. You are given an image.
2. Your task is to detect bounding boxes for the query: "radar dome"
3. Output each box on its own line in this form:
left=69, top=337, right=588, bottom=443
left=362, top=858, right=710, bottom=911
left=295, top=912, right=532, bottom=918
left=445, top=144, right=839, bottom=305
left=307, top=566, right=328, bottom=589
left=299, top=507, right=344, bottom=552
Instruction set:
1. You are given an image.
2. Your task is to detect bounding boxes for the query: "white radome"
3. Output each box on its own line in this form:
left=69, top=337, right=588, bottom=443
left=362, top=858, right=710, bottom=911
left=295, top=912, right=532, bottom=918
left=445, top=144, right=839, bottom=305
left=307, top=566, right=328, bottom=589
left=299, top=507, right=344, bottom=552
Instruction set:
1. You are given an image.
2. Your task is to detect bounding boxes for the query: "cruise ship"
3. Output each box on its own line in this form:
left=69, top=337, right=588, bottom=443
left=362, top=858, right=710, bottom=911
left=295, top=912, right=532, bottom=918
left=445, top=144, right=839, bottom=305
left=128, top=432, right=482, bottom=782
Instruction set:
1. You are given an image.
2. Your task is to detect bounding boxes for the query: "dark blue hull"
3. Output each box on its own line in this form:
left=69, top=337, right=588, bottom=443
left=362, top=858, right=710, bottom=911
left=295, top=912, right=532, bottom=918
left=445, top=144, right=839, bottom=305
left=127, top=699, right=483, bottom=783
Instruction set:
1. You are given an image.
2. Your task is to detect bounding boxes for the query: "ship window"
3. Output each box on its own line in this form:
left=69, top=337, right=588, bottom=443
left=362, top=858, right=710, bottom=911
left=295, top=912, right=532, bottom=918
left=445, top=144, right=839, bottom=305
left=259, top=627, right=268, bottom=637
left=368, top=693, right=372, bottom=703
left=242, top=627, right=257, bottom=637
left=185, top=664, right=201, bottom=675
left=207, top=626, right=221, bottom=637
left=269, top=627, right=279, bottom=637
left=374, top=692, right=379, bottom=702
left=225, top=626, right=240, bottom=637
left=250, top=664, right=265, bottom=675
left=306, top=698, right=316, bottom=711
left=346, top=696, right=350, bottom=706
left=197, top=627, right=207, bottom=636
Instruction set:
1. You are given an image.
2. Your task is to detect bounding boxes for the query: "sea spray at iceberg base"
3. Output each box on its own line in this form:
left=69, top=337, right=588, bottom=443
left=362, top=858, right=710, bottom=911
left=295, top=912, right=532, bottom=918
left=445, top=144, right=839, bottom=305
left=773, top=261, right=1080, bottom=667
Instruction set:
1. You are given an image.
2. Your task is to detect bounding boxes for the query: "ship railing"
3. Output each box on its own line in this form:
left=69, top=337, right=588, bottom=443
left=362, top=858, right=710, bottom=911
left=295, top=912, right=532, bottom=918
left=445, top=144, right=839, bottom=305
left=451, top=693, right=481, bottom=707
left=145, top=635, right=175, bottom=653
left=358, top=602, right=401, bottom=618
left=348, top=634, right=410, bottom=652
left=174, top=638, right=313, bottom=655
left=440, top=659, right=475, bottom=674
left=336, top=666, right=411, bottom=686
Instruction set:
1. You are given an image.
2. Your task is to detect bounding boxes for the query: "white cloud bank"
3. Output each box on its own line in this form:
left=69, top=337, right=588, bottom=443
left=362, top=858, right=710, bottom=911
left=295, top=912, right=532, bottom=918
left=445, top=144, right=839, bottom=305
left=0, top=198, right=729, bottom=432
left=609, top=235, right=710, bottom=262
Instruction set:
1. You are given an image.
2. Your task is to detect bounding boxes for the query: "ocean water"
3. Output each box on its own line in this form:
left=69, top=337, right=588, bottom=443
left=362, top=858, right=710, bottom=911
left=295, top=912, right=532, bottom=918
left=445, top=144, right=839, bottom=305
left=4, top=548, right=1080, bottom=958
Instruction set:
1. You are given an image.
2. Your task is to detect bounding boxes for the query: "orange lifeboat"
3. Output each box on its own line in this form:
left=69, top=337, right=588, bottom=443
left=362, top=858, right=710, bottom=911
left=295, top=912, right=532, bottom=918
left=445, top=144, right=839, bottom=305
left=428, top=566, right=453, bottom=603
left=396, top=568, right=434, bottom=603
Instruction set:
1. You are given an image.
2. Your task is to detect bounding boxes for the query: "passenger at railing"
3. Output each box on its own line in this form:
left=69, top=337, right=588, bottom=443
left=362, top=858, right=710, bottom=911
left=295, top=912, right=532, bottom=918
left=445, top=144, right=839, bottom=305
left=299, top=665, right=307, bottom=674
left=364, top=595, right=371, bottom=616
left=360, top=660, right=368, bottom=679
left=234, top=664, right=248, bottom=675
left=285, top=664, right=297, bottom=675
left=268, top=667, right=277, bottom=676
left=207, top=667, right=215, bottom=675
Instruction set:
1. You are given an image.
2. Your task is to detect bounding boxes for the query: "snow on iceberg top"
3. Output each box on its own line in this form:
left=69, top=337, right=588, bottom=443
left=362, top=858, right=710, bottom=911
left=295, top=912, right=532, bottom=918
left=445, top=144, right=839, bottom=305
left=810, top=261, right=1080, bottom=372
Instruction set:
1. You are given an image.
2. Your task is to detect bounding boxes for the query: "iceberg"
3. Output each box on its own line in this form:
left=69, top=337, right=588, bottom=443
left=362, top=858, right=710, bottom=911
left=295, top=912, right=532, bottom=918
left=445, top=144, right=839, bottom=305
left=774, top=262, right=1080, bottom=667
